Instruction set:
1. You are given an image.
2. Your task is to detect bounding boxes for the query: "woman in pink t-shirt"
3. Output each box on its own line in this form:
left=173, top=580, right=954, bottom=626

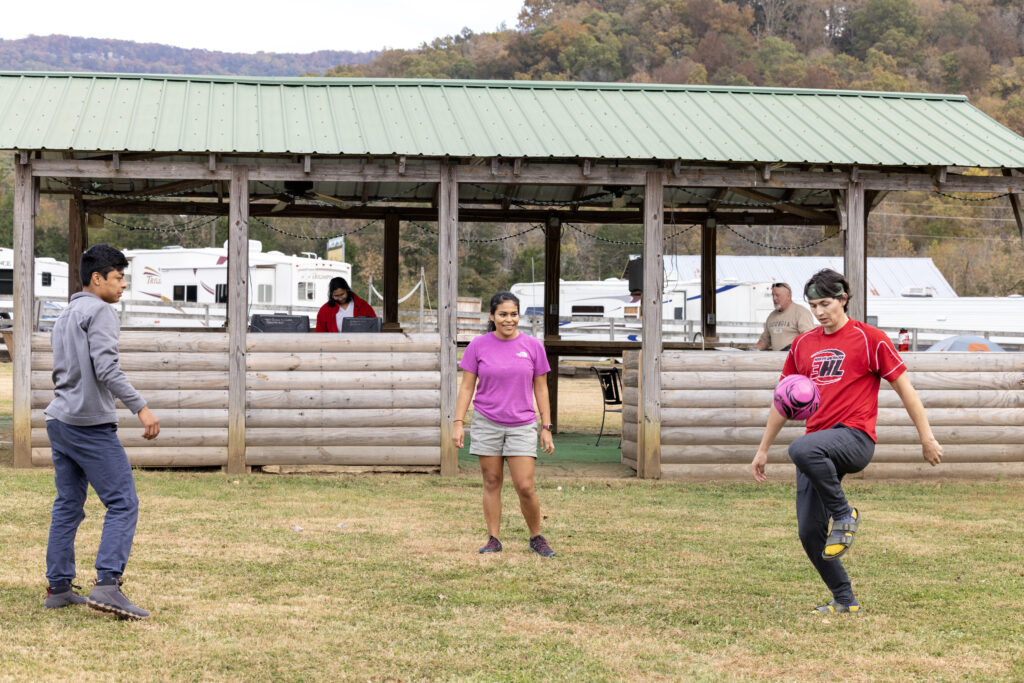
left=452, top=292, right=556, bottom=557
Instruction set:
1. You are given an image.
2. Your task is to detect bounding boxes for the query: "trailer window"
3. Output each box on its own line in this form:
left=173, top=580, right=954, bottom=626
left=41, top=272, right=52, bottom=287
left=0, top=269, right=12, bottom=295
left=571, top=305, right=604, bottom=316
left=297, top=282, right=316, bottom=300
left=257, top=284, right=273, bottom=303
left=624, top=305, right=640, bottom=319
left=173, top=285, right=198, bottom=302
left=215, top=284, right=228, bottom=304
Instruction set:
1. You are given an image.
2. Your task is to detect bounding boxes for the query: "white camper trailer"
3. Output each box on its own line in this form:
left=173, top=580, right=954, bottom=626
left=0, top=248, right=70, bottom=326
left=123, top=240, right=353, bottom=326
left=510, top=277, right=776, bottom=340
left=0, top=247, right=69, bottom=300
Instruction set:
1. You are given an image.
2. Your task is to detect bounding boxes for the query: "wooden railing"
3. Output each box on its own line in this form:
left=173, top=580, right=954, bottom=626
left=28, top=331, right=441, bottom=470
left=623, top=350, right=1024, bottom=480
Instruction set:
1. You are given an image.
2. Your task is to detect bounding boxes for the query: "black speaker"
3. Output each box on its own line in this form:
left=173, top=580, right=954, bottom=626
left=249, top=314, right=310, bottom=333
left=626, top=258, right=643, bottom=294
left=341, top=316, right=382, bottom=333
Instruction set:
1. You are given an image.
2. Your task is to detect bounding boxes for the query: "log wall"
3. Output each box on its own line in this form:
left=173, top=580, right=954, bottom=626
left=622, top=350, right=1024, bottom=480
left=30, top=331, right=441, bottom=469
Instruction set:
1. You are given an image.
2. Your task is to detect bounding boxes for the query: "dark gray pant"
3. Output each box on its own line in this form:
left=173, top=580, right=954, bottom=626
left=789, top=424, right=874, bottom=604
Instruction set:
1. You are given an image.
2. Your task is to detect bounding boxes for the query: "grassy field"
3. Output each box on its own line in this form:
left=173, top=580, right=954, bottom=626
left=1, top=470, right=1022, bottom=681
left=3, top=363, right=1023, bottom=680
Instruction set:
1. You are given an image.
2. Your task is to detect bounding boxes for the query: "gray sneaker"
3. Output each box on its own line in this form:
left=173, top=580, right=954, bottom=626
left=87, top=579, right=150, bottom=620
left=44, top=584, right=87, bottom=609
left=529, top=534, right=556, bottom=557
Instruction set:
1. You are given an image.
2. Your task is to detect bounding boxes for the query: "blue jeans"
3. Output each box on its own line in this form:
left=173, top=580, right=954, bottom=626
left=45, top=420, right=139, bottom=585
left=789, top=424, right=874, bottom=604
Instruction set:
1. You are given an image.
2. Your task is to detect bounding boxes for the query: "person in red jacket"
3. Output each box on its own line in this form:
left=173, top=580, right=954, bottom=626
left=314, top=276, right=376, bottom=332
left=751, top=269, right=942, bottom=615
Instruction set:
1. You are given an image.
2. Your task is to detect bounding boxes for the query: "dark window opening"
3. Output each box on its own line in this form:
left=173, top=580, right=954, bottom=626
left=173, top=285, right=198, bottom=302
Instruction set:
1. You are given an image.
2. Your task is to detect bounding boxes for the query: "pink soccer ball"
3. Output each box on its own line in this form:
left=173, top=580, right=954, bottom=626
left=773, top=374, right=820, bottom=420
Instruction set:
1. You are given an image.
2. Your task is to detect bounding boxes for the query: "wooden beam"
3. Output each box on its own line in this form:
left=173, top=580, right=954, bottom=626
left=1003, top=169, right=1024, bottom=239
left=226, top=165, right=249, bottom=475
left=67, top=192, right=87, bottom=298
left=729, top=187, right=836, bottom=222
left=842, top=180, right=867, bottom=322
left=382, top=213, right=401, bottom=331
left=77, top=199, right=828, bottom=225
left=116, top=178, right=214, bottom=198
left=700, top=219, right=717, bottom=339
left=438, top=160, right=459, bottom=477
left=640, top=171, right=664, bottom=479
left=27, top=158, right=1024, bottom=193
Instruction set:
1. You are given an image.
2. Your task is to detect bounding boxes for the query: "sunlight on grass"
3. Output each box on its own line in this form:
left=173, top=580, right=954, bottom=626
left=1, top=471, right=1021, bottom=680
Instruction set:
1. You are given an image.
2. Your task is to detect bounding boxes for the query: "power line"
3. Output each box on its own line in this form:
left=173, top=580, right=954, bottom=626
left=872, top=212, right=1017, bottom=223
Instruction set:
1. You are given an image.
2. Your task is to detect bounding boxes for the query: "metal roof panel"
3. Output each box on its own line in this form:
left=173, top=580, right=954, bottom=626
left=2, top=72, right=1024, bottom=167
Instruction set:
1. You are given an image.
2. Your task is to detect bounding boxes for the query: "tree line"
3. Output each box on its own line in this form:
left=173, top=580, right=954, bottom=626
left=0, top=35, right=374, bottom=77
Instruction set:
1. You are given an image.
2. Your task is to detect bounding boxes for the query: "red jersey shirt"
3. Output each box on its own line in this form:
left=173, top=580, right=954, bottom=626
left=783, top=319, right=906, bottom=442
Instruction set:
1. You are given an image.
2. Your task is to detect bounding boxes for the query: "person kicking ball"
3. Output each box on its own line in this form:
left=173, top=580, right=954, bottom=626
left=751, top=269, right=942, bottom=613
left=42, top=244, right=160, bottom=619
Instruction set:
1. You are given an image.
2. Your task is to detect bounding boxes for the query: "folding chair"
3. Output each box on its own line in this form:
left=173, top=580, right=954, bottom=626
left=591, top=366, right=623, bottom=447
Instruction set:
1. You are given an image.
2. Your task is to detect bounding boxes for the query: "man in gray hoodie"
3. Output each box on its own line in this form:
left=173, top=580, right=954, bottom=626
left=43, top=244, right=159, bottom=620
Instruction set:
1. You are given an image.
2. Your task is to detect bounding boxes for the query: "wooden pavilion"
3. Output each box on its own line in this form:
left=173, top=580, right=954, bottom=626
left=2, top=72, right=1023, bottom=477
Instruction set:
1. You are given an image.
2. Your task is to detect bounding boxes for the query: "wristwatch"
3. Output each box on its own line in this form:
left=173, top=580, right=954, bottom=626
left=541, top=424, right=553, bottom=431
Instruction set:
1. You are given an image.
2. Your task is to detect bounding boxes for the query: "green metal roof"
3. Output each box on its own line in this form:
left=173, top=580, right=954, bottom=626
left=2, top=71, right=1023, bottom=168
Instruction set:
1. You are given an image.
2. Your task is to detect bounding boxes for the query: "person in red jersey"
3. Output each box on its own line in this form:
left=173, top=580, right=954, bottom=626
left=751, top=269, right=942, bottom=614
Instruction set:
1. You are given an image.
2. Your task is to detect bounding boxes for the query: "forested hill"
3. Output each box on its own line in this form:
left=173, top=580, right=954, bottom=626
left=325, top=0, right=1024, bottom=134
left=0, top=35, right=375, bottom=76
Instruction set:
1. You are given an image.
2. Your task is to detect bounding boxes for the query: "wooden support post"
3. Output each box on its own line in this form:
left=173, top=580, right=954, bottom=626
left=543, top=214, right=562, bottom=432
left=438, top=160, right=459, bottom=477
left=382, top=212, right=401, bottom=331
left=12, top=158, right=36, bottom=468
left=543, top=215, right=561, bottom=340
left=546, top=350, right=559, bottom=434
left=639, top=171, right=664, bottom=479
left=843, top=180, right=867, bottom=322
left=226, top=165, right=249, bottom=475
left=1002, top=169, right=1024, bottom=239
left=700, top=217, right=717, bottom=340
left=68, top=192, right=87, bottom=297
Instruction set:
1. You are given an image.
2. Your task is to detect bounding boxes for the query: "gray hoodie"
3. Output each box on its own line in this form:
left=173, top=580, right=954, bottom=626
left=44, top=291, right=146, bottom=426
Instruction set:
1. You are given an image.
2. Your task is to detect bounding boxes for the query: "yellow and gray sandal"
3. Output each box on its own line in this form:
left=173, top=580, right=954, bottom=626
left=822, top=507, right=859, bottom=561
left=814, top=600, right=860, bottom=614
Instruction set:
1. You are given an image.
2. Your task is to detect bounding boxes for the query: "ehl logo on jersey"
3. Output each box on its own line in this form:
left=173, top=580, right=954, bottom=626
left=809, top=349, right=845, bottom=384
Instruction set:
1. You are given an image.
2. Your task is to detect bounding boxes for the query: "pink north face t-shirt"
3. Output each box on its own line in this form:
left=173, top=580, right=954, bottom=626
left=459, top=332, right=550, bottom=426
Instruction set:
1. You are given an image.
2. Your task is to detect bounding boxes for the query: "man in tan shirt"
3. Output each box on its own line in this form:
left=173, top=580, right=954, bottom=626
left=755, top=282, right=816, bottom=351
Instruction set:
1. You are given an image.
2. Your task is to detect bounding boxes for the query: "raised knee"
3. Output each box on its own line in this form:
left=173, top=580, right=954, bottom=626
left=788, top=442, right=811, bottom=468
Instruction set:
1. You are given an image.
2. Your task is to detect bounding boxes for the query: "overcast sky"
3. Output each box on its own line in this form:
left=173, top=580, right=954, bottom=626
left=1, top=0, right=525, bottom=53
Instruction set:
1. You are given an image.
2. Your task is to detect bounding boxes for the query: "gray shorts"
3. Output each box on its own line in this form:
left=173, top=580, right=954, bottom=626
left=468, top=411, right=538, bottom=458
